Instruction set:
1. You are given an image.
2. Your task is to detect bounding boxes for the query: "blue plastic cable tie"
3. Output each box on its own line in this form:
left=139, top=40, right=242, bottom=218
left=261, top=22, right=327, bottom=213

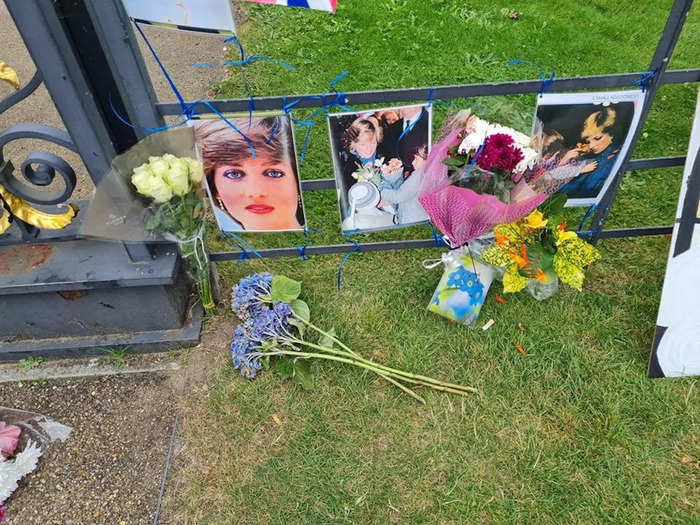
left=224, top=231, right=262, bottom=259
left=200, top=101, right=256, bottom=158
left=264, top=116, right=280, bottom=144
left=296, top=243, right=308, bottom=260
left=507, top=59, right=555, bottom=97
left=459, top=142, right=485, bottom=181
left=336, top=236, right=361, bottom=291
left=192, top=56, right=296, bottom=70
left=577, top=228, right=602, bottom=239
left=134, top=21, right=188, bottom=115
left=577, top=204, right=597, bottom=233
left=108, top=92, right=191, bottom=132
left=428, top=222, right=448, bottom=248
left=303, top=227, right=321, bottom=238
left=633, top=68, right=658, bottom=93
left=281, top=73, right=353, bottom=163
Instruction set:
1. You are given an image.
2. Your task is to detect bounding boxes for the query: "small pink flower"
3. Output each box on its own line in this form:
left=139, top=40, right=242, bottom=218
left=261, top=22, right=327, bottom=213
left=0, top=421, right=21, bottom=458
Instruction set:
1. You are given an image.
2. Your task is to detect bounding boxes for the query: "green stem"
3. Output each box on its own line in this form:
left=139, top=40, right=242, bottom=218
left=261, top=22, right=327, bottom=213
left=374, top=370, right=425, bottom=404
left=299, top=318, right=359, bottom=358
left=290, top=337, right=477, bottom=394
left=268, top=349, right=470, bottom=398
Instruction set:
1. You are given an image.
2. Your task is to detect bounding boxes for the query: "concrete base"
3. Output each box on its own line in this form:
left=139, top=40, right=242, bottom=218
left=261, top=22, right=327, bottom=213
left=0, top=240, right=203, bottom=360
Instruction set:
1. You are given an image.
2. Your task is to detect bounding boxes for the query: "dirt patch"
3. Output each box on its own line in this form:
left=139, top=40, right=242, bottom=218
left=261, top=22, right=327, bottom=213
left=0, top=373, right=176, bottom=524
left=158, top=314, right=237, bottom=524
left=0, top=244, right=53, bottom=275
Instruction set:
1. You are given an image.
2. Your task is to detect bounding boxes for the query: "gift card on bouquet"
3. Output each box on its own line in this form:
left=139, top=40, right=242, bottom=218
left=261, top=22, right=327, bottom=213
left=327, top=104, right=432, bottom=233
left=428, top=253, right=493, bottom=327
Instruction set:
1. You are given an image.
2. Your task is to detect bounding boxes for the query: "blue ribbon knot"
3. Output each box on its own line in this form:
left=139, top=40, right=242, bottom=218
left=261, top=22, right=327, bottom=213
left=507, top=59, right=555, bottom=96
left=336, top=235, right=361, bottom=291
left=633, top=68, right=658, bottom=93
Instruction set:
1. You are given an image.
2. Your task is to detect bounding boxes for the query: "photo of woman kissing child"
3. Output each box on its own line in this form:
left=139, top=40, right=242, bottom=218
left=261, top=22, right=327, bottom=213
left=328, top=104, right=432, bottom=233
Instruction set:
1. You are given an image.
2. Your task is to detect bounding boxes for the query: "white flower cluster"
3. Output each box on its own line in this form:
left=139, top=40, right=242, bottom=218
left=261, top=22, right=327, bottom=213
left=131, top=154, right=204, bottom=203
left=457, top=115, right=538, bottom=174
left=0, top=441, right=42, bottom=503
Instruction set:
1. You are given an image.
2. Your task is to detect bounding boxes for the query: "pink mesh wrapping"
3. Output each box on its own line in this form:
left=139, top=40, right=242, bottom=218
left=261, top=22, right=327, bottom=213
left=419, top=128, right=548, bottom=245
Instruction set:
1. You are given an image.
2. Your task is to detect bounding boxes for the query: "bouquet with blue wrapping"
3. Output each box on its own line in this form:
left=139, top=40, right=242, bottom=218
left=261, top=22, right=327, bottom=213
left=230, top=273, right=477, bottom=403
left=427, top=248, right=494, bottom=327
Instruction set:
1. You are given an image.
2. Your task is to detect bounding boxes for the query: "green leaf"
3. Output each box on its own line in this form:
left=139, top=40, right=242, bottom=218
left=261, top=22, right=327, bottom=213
left=273, top=356, right=295, bottom=379
left=442, top=157, right=466, bottom=168
left=293, top=359, right=314, bottom=390
left=319, top=327, right=336, bottom=349
left=291, top=299, right=310, bottom=323
left=146, top=214, right=160, bottom=230
left=288, top=316, right=305, bottom=337
left=270, top=275, right=302, bottom=303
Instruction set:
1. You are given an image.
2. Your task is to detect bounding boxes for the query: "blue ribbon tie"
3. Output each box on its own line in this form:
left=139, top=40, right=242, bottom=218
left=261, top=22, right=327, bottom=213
left=336, top=236, right=361, bottom=291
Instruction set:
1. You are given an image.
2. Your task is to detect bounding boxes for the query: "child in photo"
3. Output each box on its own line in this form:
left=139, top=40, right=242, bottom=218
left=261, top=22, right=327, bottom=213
left=378, top=145, right=430, bottom=225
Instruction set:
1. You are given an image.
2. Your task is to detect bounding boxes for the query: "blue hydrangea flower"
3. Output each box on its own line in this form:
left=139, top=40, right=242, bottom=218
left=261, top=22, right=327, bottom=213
left=231, top=272, right=274, bottom=320
left=230, top=273, right=301, bottom=380
left=230, top=325, right=263, bottom=379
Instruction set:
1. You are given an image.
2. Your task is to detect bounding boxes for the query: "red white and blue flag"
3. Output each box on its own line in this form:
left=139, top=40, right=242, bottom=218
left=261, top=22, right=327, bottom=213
left=246, top=0, right=337, bottom=13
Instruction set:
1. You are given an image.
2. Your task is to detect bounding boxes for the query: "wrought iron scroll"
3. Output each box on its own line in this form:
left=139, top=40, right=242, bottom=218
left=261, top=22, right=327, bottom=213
left=0, top=76, right=79, bottom=241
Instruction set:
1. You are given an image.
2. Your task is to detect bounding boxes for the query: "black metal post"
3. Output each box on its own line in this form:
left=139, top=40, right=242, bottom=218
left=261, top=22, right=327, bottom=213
left=588, top=0, right=695, bottom=242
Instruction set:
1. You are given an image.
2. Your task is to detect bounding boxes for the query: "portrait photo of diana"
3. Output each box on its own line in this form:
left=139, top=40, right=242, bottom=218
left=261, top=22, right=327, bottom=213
left=193, top=115, right=306, bottom=232
left=535, top=90, right=644, bottom=206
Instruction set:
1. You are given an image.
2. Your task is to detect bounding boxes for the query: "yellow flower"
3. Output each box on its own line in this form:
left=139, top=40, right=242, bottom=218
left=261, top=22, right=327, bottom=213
left=525, top=210, right=548, bottom=229
left=556, top=230, right=578, bottom=246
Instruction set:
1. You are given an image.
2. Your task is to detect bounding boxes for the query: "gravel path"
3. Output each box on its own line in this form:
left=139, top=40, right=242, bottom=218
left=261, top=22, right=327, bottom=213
left=0, top=373, right=176, bottom=524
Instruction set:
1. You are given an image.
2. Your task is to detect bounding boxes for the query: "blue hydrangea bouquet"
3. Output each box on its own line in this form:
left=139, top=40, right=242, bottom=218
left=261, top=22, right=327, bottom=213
left=230, top=273, right=476, bottom=403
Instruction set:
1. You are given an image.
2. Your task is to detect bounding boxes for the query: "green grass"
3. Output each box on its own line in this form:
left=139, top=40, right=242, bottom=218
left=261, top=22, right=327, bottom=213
left=179, top=1, right=700, bottom=522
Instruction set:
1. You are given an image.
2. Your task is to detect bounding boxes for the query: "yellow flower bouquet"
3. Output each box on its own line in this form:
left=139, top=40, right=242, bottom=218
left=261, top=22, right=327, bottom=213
left=481, top=194, right=601, bottom=300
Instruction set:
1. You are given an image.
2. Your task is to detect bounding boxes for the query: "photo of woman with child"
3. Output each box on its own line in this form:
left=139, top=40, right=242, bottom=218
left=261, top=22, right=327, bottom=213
left=194, top=115, right=306, bottom=232
left=328, top=105, right=432, bottom=232
left=535, top=91, right=644, bottom=205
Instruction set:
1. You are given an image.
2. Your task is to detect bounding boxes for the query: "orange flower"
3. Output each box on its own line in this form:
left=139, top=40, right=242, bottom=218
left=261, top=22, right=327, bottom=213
left=495, top=231, right=510, bottom=246
left=534, top=270, right=548, bottom=282
left=510, top=244, right=531, bottom=269
left=557, top=220, right=567, bottom=231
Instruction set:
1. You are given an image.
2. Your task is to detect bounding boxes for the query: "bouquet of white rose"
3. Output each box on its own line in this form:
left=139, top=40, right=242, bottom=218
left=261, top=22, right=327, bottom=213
left=130, top=154, right=215, bottom=315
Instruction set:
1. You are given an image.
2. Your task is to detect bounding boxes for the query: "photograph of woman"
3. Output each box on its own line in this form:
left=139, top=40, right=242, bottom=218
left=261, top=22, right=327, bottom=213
left=193, top=115, right=306, bottom=232
left=328, top=104, right=431, bottom=233
left=535, top=90, right=644, bottom=206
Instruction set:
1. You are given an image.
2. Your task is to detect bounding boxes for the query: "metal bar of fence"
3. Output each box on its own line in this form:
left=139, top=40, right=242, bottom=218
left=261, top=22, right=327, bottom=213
left=299, top=155, right=688, bottom=192
left=156, top=68, right=700, bottom=116
left=208, top=225, right=674, bottom=261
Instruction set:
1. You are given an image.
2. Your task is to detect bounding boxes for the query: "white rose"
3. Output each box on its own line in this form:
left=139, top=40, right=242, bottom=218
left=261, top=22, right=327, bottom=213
left=131, top=164, right=154, bottom=195
left=185, top=157, right=204, bottom=184
left=146, top=175, right=174, bottom=203
left=132, top=168, right=173, bottom=203
left=165, top=158, right=190, bottom=196
left=149, top=157, right=170, bottom=178
left=162, top=153, right=177, bottom=164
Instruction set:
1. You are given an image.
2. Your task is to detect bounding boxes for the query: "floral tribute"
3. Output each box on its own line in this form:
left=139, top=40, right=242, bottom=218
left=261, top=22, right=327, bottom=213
left=350, top=157, right=403, bottom=185
left=418, top=110, right=581, bottom=246
left=131, top=154, right=214, bottom=314
left=481, top=194, right=601, bottom=294
left=0, top=409, right=72, bottom=515
left=230, top=273, right=476, bottom=403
